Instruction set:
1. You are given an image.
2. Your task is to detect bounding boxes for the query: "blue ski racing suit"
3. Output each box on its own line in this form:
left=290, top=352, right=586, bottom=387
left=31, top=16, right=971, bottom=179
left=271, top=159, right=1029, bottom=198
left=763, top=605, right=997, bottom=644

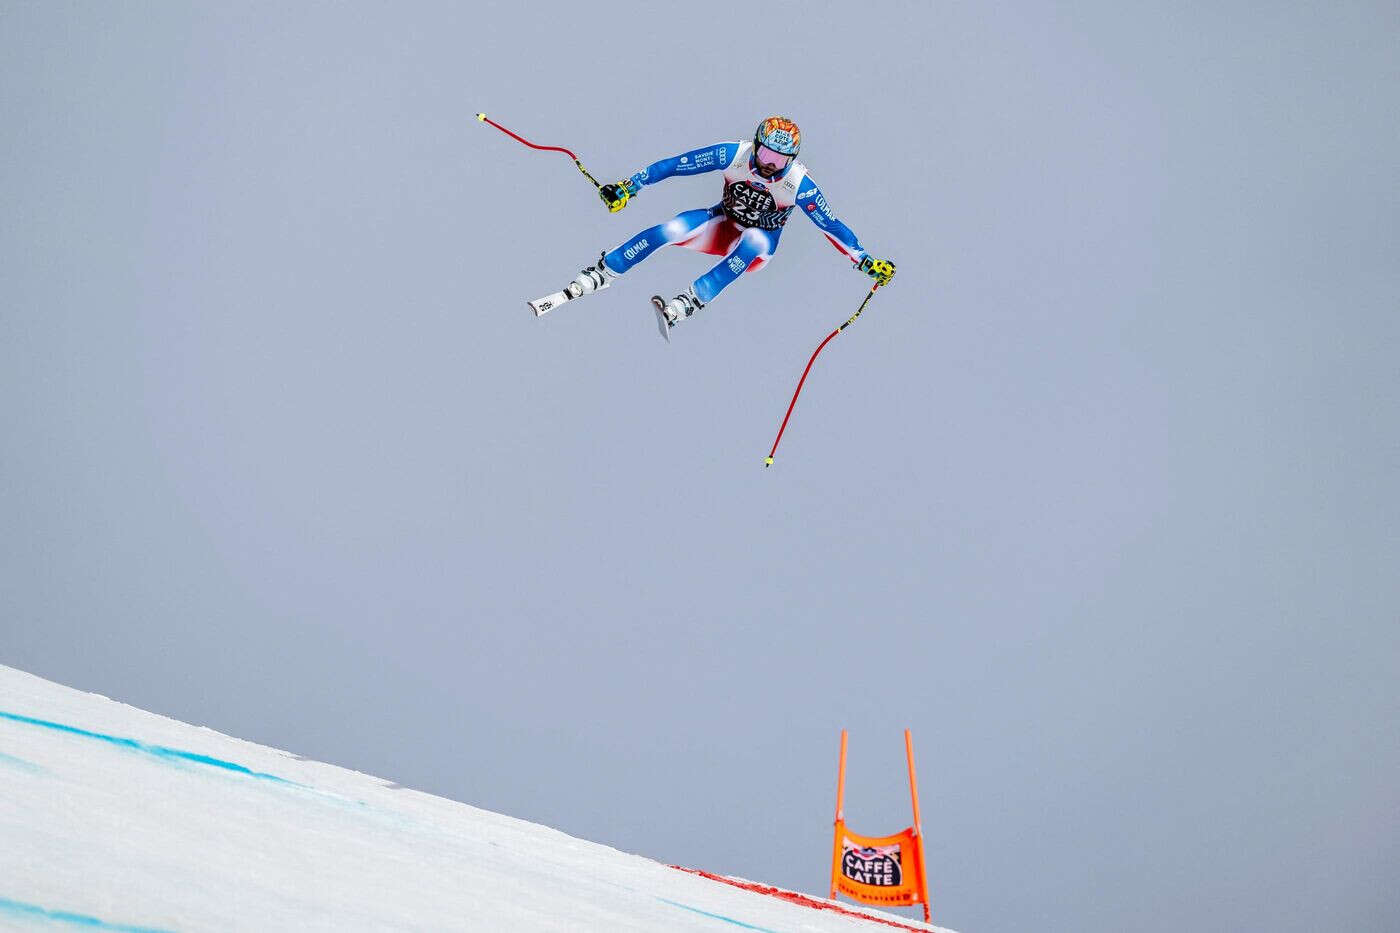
left=602, top=140, right=870, bottom=306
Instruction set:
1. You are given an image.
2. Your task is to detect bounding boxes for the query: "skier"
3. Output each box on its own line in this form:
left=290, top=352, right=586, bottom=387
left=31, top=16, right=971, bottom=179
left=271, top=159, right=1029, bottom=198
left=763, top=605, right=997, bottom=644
left=527, top=117, right=896, bottom=339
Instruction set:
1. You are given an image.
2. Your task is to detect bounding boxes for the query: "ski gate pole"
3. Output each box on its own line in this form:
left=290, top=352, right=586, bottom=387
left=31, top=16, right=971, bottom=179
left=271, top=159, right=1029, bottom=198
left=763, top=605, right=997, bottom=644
left=475, top=112, right=603, bottom=190
left=764, top=284, right=882, bottom=468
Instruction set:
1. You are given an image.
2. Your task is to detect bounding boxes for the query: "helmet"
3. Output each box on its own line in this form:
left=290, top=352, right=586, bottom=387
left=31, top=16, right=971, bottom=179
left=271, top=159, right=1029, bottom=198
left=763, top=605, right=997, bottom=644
left=754, top=116, right=801, bottom=157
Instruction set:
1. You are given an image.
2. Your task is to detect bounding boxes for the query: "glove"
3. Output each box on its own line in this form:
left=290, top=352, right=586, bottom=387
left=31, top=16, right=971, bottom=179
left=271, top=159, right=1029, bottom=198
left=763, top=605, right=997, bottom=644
left=858, top=255, right=896, bottom=287
left=599, top=179, right=638, bottom=213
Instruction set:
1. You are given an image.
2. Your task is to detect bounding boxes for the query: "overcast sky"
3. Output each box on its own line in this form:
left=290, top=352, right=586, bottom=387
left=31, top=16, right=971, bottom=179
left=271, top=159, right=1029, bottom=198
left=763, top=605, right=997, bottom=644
left=3, top=3, right=1397, bottom=931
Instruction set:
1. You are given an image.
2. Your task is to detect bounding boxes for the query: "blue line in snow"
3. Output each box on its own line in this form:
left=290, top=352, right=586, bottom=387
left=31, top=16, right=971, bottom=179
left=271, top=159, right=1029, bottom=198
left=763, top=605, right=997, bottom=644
left=656, top=897, right=782, bottom=932
left=0, top=750, right=45, bottom=773
left=0, top=710, right=299, bottom=786
left=0, top=896, right=173, bottom=932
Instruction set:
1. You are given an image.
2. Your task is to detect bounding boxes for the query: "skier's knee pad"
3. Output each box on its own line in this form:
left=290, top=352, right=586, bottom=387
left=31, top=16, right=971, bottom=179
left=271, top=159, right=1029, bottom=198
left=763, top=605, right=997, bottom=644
left=738, top=227, right=770, bottom=255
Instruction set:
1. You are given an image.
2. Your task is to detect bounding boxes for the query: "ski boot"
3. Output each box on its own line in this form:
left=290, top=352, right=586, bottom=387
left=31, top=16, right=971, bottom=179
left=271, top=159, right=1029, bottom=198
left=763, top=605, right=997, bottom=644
left=527, top=252, right=620, bottom=317
left=650, top=287, right=704, bottom=342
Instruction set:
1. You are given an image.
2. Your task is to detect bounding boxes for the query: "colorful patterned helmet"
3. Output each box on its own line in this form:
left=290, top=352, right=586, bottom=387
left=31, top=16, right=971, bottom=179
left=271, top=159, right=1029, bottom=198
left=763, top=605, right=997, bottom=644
left=754, top=116, right=801, bottom=158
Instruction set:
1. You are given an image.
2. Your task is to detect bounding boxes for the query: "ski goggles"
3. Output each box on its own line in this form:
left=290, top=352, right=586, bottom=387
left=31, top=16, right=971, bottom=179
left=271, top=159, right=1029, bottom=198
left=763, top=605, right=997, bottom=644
left=754, top=144, right=793, bottom=173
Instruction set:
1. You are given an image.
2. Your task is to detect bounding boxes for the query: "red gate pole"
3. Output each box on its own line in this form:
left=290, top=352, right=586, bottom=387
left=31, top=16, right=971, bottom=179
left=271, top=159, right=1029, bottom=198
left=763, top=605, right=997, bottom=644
left=835, top=728, right=849, bottom=824
left=830, top=729, right=849, bottom=900
left=905, top=729, right=931, bottom=923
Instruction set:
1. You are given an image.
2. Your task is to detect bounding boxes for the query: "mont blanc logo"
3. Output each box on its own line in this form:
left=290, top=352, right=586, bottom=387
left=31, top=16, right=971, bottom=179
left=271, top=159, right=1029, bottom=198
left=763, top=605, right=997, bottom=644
left=623, top=238, right=649, bottom=261
left=841, top=840, right=903, bottom=887
left=679, top=156, right=688, bottom=164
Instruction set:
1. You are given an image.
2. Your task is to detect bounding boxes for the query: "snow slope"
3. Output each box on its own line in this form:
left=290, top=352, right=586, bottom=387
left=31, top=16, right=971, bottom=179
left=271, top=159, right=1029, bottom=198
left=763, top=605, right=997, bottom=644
left=0, top=666, right=954, bottom=932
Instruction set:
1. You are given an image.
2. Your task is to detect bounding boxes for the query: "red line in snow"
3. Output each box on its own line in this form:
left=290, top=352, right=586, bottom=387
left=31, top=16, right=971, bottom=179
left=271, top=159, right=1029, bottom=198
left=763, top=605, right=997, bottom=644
left=669, top=866, right=931, bottom=932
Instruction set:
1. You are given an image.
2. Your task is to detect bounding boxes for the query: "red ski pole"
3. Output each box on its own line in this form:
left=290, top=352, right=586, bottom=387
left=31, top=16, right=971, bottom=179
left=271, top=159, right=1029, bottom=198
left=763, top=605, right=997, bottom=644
left=764, top=284, right=882, bottom=467
left=475, top=112, right=603, bottom=190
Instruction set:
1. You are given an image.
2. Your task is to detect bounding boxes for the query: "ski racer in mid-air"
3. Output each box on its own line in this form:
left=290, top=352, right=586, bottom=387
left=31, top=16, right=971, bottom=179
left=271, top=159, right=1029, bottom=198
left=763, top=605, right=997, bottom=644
left=527, top=116, right=896, bottom=339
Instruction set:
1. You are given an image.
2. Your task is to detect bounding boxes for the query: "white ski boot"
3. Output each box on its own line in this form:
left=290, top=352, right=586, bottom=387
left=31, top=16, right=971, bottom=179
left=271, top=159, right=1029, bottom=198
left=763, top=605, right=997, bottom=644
left=650, top=287, right=704, bottom=342
left=527, top=252, right=620, bottom=317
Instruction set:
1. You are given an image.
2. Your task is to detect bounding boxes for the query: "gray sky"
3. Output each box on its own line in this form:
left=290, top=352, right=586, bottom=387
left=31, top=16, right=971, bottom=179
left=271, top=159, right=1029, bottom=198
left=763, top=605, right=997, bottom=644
left=3, top=2, right=1397, bottom=930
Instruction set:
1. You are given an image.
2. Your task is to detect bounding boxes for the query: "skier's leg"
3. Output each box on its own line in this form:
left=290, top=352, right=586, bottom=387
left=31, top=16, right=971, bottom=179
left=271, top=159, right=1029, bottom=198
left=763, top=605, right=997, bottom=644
left=693, top=226, right=781, bottom=304
left=532, top=210, right=731, bottom=317
left=563, top=209, right=721, bottom=301
left=604, top=208, right=722, bottom=275
left=656, top=226, right=782, bottom=327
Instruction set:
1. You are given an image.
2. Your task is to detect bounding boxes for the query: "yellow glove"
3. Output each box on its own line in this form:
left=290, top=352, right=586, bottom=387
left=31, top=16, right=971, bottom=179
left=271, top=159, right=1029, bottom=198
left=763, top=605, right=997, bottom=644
left=599, top=180, right=637, bottom=213
left=858, top=255, right=896, bottom=287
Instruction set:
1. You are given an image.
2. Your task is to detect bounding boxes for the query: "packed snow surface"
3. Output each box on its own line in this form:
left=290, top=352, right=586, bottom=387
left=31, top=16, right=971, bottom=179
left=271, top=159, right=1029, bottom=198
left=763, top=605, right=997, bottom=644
left=0, top=665, right=953, bottom=931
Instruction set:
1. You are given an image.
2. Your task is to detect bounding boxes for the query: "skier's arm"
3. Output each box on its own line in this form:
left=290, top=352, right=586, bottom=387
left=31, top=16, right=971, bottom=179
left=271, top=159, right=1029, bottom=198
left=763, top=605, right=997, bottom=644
left=627, top=142, right=740, bottom=192
left=798, top=174, right=895, bottom=284
left=795, top=174, right=867, bottom=264
left=599, top=143, right=739, bottom=212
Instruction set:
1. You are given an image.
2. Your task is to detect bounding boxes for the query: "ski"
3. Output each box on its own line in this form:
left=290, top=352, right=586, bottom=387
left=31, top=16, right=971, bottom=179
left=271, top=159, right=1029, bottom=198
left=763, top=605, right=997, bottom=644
left=527, top=286, right=579, bottom=317
left=651, top=296, right=673, bottom=343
